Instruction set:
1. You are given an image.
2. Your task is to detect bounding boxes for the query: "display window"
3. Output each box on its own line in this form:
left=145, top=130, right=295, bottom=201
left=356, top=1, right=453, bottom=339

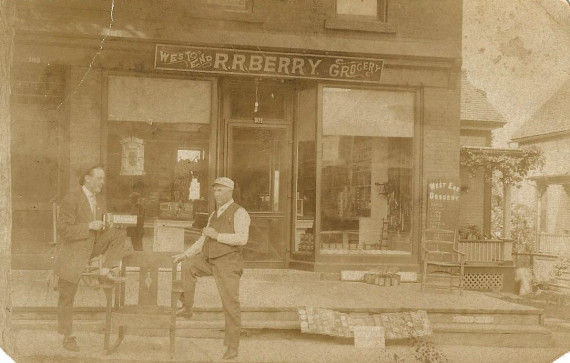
left=319, top=87, right=415, bottom=254
left=105, top=75, right=214, bottom=251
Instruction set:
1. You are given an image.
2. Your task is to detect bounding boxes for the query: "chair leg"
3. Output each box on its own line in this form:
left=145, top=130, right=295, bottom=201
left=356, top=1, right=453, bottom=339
left=169, top=327, right=175, bottom=359
left=421, top=262, right=427, bottom=291
left=106, top=327, right=125, bottom=355
left=103, top=288, right=113, bottom=351
left=460, top=264, right=464, bottom=295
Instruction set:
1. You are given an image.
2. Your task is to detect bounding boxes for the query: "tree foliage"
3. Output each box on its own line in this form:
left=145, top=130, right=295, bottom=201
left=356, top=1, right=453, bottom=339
left=460, top=146, right=544, bottom=185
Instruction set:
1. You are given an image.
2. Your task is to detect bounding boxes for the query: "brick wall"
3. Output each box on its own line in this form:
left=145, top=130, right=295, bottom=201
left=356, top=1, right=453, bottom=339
left=421, top=86, right=462, bottom=228
left=68, top=67, right=102, bottom=187
left=16, top=0, right=462, bottom=60
left=26, top=0, right=462, bottom=44
left=422, top=86, right=461, bottom=179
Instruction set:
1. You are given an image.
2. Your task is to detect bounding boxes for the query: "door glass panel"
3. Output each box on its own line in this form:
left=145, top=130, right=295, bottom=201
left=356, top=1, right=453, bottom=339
left=230, top=127, right=287, bottom=213
left=229, top=125, right=289, bottom=262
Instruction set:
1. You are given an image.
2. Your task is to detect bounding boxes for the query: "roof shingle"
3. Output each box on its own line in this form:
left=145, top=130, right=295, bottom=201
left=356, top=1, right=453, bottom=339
left=461, top=72, right=507, bottom=124
left=512, top=78, right=570, bottom=141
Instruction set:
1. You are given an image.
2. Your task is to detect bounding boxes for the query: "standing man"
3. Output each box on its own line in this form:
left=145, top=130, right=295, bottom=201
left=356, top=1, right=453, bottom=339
left=173, top=177, right=250, bottom=360
left=54, top=163, right=125, bottom=352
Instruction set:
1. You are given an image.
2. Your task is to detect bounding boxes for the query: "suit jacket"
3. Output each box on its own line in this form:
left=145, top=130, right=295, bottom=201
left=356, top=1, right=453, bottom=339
left=54, top=187, right=106, bottom=283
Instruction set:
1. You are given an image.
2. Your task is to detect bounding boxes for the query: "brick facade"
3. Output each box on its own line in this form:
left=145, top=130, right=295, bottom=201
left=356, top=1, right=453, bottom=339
left=11, top=0, right=463, bottom=270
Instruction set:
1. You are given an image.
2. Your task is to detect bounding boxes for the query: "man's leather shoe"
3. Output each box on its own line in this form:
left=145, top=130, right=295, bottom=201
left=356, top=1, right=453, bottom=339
left=62, top=336, right=80, bottom=352
left=176, top=307, right=193, bottom=319
left=223, top=347, right=238, bottom=360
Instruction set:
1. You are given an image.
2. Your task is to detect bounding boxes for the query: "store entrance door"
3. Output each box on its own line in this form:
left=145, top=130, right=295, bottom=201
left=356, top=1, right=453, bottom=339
left=223, top=82, right=293, bottom=267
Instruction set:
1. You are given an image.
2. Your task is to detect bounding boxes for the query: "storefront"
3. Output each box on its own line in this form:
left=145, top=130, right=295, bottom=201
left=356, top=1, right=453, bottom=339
left=10, top=0, right=462, bottom=273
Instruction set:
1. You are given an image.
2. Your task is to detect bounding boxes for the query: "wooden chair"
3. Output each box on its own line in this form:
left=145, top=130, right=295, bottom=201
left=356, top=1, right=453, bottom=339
left=103, top=252, right=182, bottom=358
left=421, top=229, right=465, bottom=294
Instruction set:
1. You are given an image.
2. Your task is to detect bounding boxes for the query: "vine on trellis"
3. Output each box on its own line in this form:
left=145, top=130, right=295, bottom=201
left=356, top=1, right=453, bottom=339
left=460, top=146, right=544, bottom=185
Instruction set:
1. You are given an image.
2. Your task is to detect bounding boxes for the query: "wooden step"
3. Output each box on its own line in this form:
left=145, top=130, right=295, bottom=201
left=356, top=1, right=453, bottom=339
left=13, top=306, right=543, bottom=326
left=546, top=283, right=570, bottom=293
left=427, top=311, right=542, bottom=325
left=12, top=318, right=299, bottom=332
left=432, top=323, right=553, bottom=348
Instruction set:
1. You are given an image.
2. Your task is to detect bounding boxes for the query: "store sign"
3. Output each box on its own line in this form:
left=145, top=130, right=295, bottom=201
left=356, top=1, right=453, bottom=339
left=426, top=179, right=461, bottom=230
left=155, top=44, right=384, bottom=83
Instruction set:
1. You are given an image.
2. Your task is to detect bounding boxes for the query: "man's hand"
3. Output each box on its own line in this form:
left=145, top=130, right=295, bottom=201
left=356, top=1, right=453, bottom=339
left=203, top=227, right=218, bottom=239
left=172, top=253, right=187, bottom=264
left=88, top=220, right=105, bottom=231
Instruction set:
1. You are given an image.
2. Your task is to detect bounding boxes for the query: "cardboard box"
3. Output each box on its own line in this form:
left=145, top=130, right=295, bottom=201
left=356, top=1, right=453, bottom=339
left=397, top=271, right=418, bottom=282
left=341, top=270, right=367, bottom=281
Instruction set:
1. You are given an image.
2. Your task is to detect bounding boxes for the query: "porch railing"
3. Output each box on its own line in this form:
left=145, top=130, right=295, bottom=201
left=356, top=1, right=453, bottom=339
left=538, top=233, right=570, bottom=254
left=458, top=239, right=512, bottom=263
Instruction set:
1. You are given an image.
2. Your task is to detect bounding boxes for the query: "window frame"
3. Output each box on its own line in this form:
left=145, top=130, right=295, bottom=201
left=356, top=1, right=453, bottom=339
left=325, top=0, right=395, bottom=33
left=186, top=0, right=264, bottom=23
left=314, top=83, right=422, bottom=261
left=191, top=0, right=253, bottom=13
left=335, top=0, right=387, bottom=22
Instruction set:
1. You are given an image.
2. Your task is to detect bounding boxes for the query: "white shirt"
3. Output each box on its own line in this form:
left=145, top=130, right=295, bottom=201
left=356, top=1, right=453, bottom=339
left=183, top=199, right=251, bottom=258
left=82, top=185, right=97, bottom=219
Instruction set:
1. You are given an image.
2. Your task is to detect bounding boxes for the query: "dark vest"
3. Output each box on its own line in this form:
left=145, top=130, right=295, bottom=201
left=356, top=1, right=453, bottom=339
left=202, top=202, right=244, bottom=259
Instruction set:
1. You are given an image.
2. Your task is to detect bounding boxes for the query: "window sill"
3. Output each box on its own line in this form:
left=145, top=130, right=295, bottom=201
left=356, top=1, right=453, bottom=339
left=187, top=8, right=265, bottom=23
left=325, top=17, right=396, bottom=34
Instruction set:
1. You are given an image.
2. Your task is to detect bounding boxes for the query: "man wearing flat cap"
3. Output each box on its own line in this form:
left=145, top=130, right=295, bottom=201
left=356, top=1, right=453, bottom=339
left=54, top=162, right=125, bottom=352
left=173, top=177, right=250, bottom=360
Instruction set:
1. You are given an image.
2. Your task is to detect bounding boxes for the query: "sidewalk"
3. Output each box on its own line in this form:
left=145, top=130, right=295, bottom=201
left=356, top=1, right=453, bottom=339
left=9, top=268, right=569, bottom=362
left=11, top=269, right=541, bottom=312
left=8, top=329, right=570, bottom=363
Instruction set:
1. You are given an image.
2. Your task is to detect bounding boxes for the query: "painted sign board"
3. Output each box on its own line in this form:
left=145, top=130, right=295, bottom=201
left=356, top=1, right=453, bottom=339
left=155, top=44, right=384, bottom=83
left=426, top=179, right=461, bottom=230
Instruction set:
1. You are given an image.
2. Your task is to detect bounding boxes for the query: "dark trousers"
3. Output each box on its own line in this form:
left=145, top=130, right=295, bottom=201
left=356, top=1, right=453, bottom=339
left=57, top=228, right=125, bottom=337
left=182, top=252, right=243, bottom=348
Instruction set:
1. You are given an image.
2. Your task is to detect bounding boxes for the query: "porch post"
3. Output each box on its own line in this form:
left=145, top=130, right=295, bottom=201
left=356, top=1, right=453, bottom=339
left=0, top=0, right=15, bottom=355
left=502, top=183, right=513, bottom=261
left=502, top=183, right=512, bottom=239
left=535, top=182, right=546, bottom=252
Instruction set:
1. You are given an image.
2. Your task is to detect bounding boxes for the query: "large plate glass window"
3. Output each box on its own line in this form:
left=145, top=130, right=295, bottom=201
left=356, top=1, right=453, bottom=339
left=106, top=76, right=212, bottom=252
left=320, top=87, right=414, bottom=255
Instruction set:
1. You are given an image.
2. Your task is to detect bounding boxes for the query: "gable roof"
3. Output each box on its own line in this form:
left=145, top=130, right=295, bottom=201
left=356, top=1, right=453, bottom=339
left=512, top=78, right=570, bottom=141
left=461, top=72, right=507, bottom=126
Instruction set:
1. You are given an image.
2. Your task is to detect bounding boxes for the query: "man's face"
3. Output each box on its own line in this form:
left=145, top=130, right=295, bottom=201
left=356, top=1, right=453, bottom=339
left=84, top=168, right=105, bottom=194
left=213, top=185, right=233, bottom=206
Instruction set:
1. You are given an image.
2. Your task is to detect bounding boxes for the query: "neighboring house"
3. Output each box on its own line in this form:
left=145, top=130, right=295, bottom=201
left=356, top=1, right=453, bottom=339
left=511, top=79, right=570, bottom=255
left=459, top=72, right=507, bottom=236
left=457, top=72, right=520, bottom=292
